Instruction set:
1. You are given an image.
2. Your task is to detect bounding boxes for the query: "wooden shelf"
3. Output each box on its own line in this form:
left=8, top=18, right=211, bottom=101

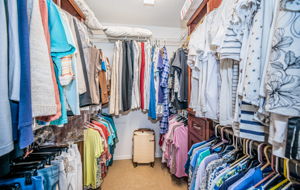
left=187, top=0, right=222, bottom=34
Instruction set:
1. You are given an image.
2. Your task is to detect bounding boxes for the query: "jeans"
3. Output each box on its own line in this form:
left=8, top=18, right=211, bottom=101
left=37, top=164, right=59, bottom=190
left=0, top=176, right=44, bottom=190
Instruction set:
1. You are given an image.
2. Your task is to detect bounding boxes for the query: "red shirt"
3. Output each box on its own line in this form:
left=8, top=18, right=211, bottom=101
left=92, top=120, right=109, bottom=141
left=140, top=42, right=145, bottom=109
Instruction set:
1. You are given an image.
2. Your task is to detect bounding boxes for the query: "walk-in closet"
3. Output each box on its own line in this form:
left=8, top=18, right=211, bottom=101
left=0, top=0, right=300, bottom=189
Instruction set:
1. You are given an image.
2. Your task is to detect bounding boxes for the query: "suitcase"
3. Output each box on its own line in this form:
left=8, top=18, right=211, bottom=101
left=132, top=128, right=155, bottom=167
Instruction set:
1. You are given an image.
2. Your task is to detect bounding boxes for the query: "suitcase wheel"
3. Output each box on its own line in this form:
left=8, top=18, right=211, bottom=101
left=133, top=162, right=138, bottom=168
left=150, top=162, right=154, bottom=168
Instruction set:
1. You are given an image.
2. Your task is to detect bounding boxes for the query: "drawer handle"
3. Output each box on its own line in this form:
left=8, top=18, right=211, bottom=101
left=193, top=124, right=202, bottom=130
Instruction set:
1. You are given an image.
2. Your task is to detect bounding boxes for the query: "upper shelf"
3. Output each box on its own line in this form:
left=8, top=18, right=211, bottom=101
left=54, top=0, right=86, bottom=21
left=187, top=0, right=222, bottom=34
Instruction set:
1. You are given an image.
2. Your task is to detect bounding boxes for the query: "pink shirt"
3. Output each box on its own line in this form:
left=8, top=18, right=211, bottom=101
left=173, top=125, right=188, bottom=177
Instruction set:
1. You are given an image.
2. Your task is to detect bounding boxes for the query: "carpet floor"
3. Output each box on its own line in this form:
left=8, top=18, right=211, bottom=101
left=101, top=159, right=187, bottom=190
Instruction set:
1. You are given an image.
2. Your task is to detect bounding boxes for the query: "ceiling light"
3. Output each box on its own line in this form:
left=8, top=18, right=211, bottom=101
left=144, top=0, right=155, bottom=5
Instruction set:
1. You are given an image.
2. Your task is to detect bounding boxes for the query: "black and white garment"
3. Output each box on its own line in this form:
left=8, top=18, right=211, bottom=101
left=265, top=1, right=300, bottom=117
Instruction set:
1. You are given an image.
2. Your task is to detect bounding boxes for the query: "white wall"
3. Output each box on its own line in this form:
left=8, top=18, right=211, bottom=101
left=93, top=24, right=184, bottom=160
left=109, top=110, right=162, bottom=160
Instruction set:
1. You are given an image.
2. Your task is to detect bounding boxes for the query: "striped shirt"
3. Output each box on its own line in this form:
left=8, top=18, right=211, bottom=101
left=239, top=101, right=267, bottom=142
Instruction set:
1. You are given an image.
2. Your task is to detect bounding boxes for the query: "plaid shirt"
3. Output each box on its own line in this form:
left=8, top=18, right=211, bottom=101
left=159, top=47, right=170, bottom=134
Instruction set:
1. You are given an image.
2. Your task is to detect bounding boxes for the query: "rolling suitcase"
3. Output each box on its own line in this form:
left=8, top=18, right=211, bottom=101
left=132, top=128, right=155, bottom=167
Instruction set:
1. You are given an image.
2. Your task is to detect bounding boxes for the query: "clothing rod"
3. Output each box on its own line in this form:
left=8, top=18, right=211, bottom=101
left=91, top=37, right=182, bottom=46
left=215, top=125, right=300, bottom=182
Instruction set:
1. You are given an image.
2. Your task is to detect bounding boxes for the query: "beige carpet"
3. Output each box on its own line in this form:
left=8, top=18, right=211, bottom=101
left=101, top=159, right=187, bottom=190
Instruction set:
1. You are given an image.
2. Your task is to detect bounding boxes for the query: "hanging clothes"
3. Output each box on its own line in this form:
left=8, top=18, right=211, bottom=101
left=0, top=0, right=14, bottom=156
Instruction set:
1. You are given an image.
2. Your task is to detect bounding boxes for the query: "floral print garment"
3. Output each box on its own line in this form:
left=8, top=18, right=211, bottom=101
left=204, top=151, right=236, bottom=190
left=265, top=3, right=300, bottom=117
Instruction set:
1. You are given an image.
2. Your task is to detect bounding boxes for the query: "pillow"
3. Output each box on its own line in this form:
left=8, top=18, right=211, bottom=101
left=74, top=0, right=104, bottom=30
left=103, top=26, right=152, bottom=38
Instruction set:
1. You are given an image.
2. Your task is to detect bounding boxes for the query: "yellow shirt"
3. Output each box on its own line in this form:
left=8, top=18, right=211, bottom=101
left=84, top=128, right=104, bottom=188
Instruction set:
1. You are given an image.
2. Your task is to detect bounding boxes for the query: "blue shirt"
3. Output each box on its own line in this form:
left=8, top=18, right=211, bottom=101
left=185, top=141, right=210, bottom=173
left=228, top=167, right=263, bottom=190
left=47, top=0, right=75, bottom=125
left=190, top=147, right=210, bottom=173
left=17, top=0, right=34, bottom=149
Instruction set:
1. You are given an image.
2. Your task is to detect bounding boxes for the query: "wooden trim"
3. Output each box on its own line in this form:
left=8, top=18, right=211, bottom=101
left=67, top=0, right=86, bottom=20
left=187, top=0, right=208, bottom=26
left=53, top=0, right=86, bottom=21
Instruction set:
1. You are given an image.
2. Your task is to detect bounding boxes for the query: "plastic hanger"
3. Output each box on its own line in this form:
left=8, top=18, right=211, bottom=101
left=254, top=154, right=276, bottom=188
left=245, top=140, right=260, bottom=170
left=230, top=139, right=250, bottom=167
left=282, top=159, right=293, bottom=190
left=9, top=169, right=37, bottom=185
left=269, top=159, right=290, bottom=190
left=263, top=157, right=284, bottom=189
left=261, top=145, right=272, bottom=171
left=211, top=126, right=229, bottom=150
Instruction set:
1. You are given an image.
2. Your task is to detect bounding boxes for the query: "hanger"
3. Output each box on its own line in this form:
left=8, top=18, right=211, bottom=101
left=253, top=153, right=276, bottom=188
left=214, top=124, right=220, bottom=138
left=263, top=157, right=284, bottom=189
left=282, top=159, right=293, bottom=190
left=261, top=145, right=272, bottom=170
left=269, top=159, right=290, bottom=190
left=257, top=143, right=265, bottom=166
left=9, top=169, right=37, bottom=185
left=230, top=139, right=250, bottom=167
left=211, top=126, right=229, bottom=150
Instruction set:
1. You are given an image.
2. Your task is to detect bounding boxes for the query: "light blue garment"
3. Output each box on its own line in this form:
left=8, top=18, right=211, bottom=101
left=0, top=0, right=14, bottom=156
left=47, top=0, right=75, bottom=125
left=37, top=164, right=59, bottom=190
left=60, top=12, right=80, bottom=115
left=101, top=61, right=106, bottom=71
left=148, top=47, right=157, bottom=120
left=185, top=140, right=213, bottom=174
left=0, top=176, right=44, bottom=190
left=228, top=167, right=263, bottom=190
left=190, top=147, right=210, bottom=172
left=7, top=0, right=21, bottom=101
left=194, top=154, right=220, bottom=190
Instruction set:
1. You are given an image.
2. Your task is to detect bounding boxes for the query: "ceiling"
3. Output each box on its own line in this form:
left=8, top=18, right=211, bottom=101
left=85, top=0, right=186, bottom=28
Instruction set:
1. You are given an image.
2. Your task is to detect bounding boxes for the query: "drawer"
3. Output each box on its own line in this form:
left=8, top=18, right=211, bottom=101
left=189, top=120, right=205, bottom=139
left=190, top=132, right=205, bottom=143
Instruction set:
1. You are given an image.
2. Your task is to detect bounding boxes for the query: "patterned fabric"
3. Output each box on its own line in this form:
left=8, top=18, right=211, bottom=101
left=239, top=101, right=267, bottom=142
left=205, top=151, right=236, bottom=190
left=207, top=163, right=229, bottom=190
left=220, top=0, right=259, bottom=61
left=212, top=161, right=247, bottom=190
left=96, top=157, right=102, bottom=188
left=241, top=1, right=264, bottom=106
left=265, top=5, right=300, bottom=117
left=60, top=54, right=74, bottom=86
left=159, top=47, right=170, bottom=134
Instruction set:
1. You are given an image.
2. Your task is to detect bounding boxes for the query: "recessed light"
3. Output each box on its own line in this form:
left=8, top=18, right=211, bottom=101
left=144, top=0, right=155, bottom=5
